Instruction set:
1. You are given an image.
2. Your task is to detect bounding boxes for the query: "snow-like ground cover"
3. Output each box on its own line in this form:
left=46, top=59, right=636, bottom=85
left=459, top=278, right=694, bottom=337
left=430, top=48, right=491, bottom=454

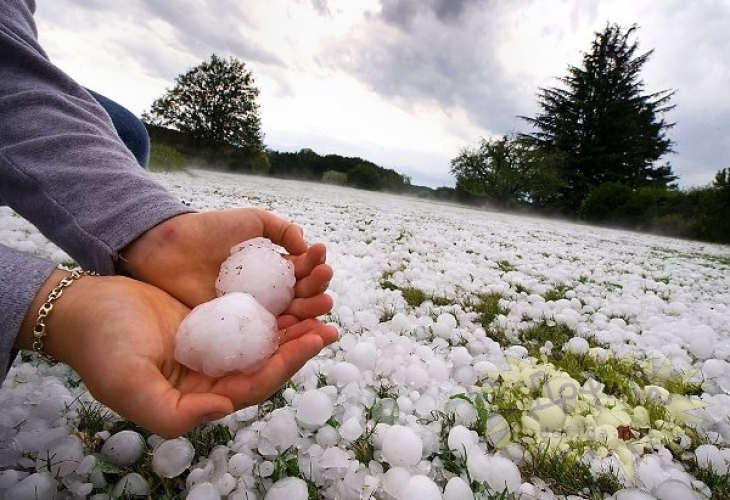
left=1, top=169, right=729, bottom=500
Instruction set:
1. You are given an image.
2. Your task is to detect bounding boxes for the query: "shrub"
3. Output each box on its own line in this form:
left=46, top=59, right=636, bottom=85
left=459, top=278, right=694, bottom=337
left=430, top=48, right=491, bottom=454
left=148, top=143, right=188, bottom=172
left=321, top=170, right=347, bottom=185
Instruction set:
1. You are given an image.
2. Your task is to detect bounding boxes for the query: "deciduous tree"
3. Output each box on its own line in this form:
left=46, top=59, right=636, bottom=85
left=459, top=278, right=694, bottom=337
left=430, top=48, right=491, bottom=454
left=145, top=54, right=264, bottom=153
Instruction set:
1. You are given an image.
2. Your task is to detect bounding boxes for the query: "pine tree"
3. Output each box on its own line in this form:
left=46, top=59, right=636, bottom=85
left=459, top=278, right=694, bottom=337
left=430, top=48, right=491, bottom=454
left=521, top=24, right=676, bottom=212
left=144, top=54, right=264, bottom=152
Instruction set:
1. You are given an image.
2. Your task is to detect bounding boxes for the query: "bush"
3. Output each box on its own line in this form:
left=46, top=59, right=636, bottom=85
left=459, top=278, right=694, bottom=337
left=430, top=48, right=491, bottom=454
left=321, top=170, right=347, bottom=185
left=580, top=182, right=633, bottom=222
left=148, top=143, right=188, bottom=172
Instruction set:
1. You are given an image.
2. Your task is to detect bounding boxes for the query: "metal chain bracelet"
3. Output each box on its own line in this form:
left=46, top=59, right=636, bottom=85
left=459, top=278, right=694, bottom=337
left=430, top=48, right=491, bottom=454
left=33, top=269, right=98, bottom=361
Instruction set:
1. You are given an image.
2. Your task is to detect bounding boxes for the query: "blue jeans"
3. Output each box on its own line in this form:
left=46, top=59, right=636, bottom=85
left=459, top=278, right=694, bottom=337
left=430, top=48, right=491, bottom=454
left=0, top=90, right=149, bottom=206
left=85, top=89, right=150, bottom=168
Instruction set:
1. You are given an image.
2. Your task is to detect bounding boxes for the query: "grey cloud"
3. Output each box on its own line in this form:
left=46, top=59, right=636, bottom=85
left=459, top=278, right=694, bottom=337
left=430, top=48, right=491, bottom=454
left=379, top=0, right=482, bottom=28
left=323, top=0, right=523, bottom=135
left=136, top=1, right=284, bottom=67
left=310, top=0, right=331, bottom=17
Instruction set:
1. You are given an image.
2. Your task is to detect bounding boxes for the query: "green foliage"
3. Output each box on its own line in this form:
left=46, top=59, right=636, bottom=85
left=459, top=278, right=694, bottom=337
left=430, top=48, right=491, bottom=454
left=348, top=162, right=384, bottom=190
left=145, top=54, right=264, bottom=152
left=520, top=322, right=576, bottom=353
left=473, top=292, right=507, bottom=329
left=521, top=444, right=622, bottom=497
left=267, top=149, right=409, bottom=191
left=148, top=143, right=188, bottom=172
left=580, top=182, right=634, bottom=222
left=521, top=23, right=676, bottom=213
left=321, top=169, right=347, bottom=185
left=450, top=136, right=562, bottom=208
left=186, top=423, right=232, bottom=458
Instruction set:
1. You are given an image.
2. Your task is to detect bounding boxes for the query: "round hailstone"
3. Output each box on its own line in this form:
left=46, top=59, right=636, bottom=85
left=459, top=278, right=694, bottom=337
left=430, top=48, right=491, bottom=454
left=187, top=482, right=221, bottom=500
left=152, top=438, right=195, bottom=478
left=174, top=293, right=279, bottom=377
left=444, top=477, right=474, bottom=500
left=37, top=436, right=84, bottom=477
left=4, top=472, right=57, bottom=500
left=447, top=425, right=475, bottom=459
left=216, top=237, right=296, bottom=316
left=296, top=389, right=334, bottom=428
left=381, top=425, right=423, bottom=467
left=100, top=430, right=146, bottom=467
left=400, top=475, right=443, bottom=500
left=111, top=473, right=151, bottom=498
left=264, top=477, right=309, bottom=500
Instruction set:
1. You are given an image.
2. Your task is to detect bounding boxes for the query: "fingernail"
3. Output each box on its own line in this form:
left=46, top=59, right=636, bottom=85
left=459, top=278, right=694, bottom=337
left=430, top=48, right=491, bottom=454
left=203, top=412, right=226, bottom=422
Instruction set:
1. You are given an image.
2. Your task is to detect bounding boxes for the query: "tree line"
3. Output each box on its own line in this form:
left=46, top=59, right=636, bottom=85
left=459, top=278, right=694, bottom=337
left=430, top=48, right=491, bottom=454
left=143, top=27, right=729, bottom=243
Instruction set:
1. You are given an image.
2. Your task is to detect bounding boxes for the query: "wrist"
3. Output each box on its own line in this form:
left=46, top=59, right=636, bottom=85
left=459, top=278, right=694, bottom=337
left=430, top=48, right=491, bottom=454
left=117, top=214, right=188, bottom=279
left=17, top=269, right=98, bottom=364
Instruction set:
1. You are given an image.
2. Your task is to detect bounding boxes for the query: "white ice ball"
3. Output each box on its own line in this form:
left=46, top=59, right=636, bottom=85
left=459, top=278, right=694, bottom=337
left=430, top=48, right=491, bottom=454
left=381, top=425, right=423, bottom=467
left=152, top=438, right=195, bottom=478
left=216, top=237, right=296, bottom=316
left=175, top=292, right=279, bottom=377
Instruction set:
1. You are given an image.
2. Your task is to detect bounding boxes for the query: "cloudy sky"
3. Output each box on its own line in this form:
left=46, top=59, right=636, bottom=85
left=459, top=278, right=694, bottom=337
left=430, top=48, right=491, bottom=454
left=34, top=0, right=730, bottom=188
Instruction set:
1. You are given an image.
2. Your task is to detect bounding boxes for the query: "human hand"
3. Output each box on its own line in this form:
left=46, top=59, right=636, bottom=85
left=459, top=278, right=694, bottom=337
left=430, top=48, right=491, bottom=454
left=18, top=270, right=339, bottom=438
left=119, top=209, right=333, bottom=319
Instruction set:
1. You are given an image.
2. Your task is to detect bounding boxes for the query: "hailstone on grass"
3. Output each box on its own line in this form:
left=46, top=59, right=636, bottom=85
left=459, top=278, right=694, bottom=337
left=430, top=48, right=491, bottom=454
left=174, top=292, right=279, bottom=377
left=216, top=237, right=296, bottom=316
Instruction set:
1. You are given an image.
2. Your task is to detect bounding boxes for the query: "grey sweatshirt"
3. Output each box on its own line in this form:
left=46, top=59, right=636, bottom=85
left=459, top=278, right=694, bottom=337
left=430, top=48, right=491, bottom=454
left=0, top=0, right=193, bottom=379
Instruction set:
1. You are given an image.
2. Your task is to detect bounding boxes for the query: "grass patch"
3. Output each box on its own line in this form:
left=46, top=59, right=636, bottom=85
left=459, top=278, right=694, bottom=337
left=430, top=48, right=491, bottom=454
left=520, top=321, right=576, bottom=354
left=691, top=465, right=730, bottom=500
left=380, top=279, right=451, bottom=308
left=544, top=284, right=570, bottom=302
left=473, top=292, right=507, bottom=328
left=270, top=447, right=319, bottom=499
left=497, top=260, right=516, bottom=273
left=520, top=445, right=622, bottom=498
left=149, top=143, right=188, bottom=172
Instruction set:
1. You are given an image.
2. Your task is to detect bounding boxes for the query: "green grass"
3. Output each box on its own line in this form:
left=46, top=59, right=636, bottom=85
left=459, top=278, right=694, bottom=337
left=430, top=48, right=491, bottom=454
left=149, top=143, right=188, bottom=172
left=520, top=444, right=622, bottom=498
left=544, top=284, right=570, bottom=302
left=379, top=278, right=451, bottom=308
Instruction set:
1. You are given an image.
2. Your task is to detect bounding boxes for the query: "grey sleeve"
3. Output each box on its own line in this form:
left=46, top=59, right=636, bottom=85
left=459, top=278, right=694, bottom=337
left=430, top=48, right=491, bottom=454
left=0, top=1, right=192, bottom=273
left=0, top=1, right=193, bottom=380
left=0, top=244, right=57, bottom=377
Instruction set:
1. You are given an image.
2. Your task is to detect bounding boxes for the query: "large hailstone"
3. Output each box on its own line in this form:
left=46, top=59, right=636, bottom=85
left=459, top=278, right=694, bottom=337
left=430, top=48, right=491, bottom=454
left=174, top=293, right=279, bottom=377
left=216, top=237, right=296, bottom=316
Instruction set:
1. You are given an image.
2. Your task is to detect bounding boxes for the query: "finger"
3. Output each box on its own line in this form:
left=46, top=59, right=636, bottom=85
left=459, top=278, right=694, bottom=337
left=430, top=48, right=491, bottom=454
left=258, top=210, right=307, bottom=255
left=293, top=263, right=332, bottom=298
left=212, top=325, right=338, bottom=408
left=290, top=243, right=327, bottom=279
left=285, top=293, right=334, bottom=320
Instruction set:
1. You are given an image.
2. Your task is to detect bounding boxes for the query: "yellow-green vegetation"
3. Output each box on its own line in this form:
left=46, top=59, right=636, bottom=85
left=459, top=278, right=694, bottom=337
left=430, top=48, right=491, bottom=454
left=149, top=143, right=188, bottom=172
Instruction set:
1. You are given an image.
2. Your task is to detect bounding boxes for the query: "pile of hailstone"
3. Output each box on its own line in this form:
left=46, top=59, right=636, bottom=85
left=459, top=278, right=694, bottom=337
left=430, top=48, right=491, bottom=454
left=175, top=237, right=296, bottom=376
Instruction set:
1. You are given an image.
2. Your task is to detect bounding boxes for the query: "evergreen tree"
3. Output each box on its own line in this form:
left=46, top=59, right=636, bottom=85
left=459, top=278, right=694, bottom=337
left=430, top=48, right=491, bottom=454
left=144, top=54, right=264, bottom=152
left=521, top=24, right=676, bottom=212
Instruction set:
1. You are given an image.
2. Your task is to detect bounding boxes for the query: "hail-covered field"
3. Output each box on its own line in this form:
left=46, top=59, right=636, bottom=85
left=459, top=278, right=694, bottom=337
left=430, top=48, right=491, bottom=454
left=1, top=169, right=729, bottom=500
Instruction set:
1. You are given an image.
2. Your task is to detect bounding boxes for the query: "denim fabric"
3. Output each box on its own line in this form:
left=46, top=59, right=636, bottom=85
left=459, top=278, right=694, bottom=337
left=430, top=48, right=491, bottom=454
left=85, top=89, right=150, bottom=169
